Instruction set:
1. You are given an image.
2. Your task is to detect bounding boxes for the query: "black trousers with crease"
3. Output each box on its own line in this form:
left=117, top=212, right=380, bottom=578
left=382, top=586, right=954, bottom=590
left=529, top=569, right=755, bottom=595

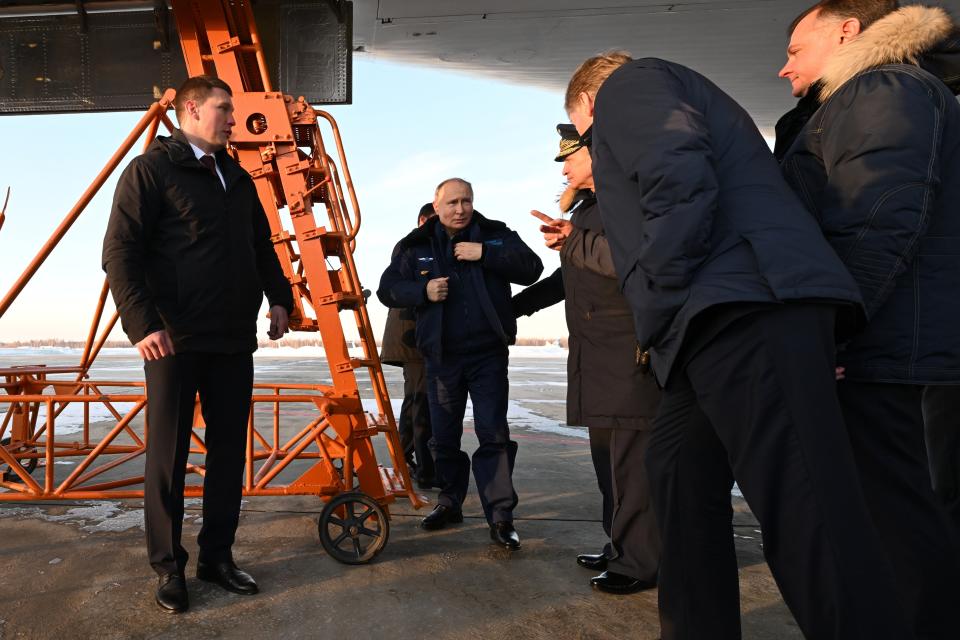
left=839, top=381, right=960, bottom=638
left=399, top=359, right=435, bottom=482
left=589, top=426, right=660, bottom=580
left=647, top=303, right=912, bottom=640
left=922, top=385, right=960, bottom=535
left=144, top=351, right=252, bottom=576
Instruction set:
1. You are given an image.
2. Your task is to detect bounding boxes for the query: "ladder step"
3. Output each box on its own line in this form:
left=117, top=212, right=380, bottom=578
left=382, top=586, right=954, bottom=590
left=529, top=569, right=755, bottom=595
left=317, top=292, right=363, bottom=309
left=365, top=412, right=388, bottom=428
left=288, top=318, right=318, bottom=332
left=380, top=466, right=406, bottom=493
left=350, top=358, right=375, bottom=369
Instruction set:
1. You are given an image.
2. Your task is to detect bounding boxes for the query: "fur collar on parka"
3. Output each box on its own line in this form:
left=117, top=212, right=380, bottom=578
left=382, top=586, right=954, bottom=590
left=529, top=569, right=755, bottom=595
left=819, top=5, right=957, bottom=100
left=559, top=186, right=596, bottom=214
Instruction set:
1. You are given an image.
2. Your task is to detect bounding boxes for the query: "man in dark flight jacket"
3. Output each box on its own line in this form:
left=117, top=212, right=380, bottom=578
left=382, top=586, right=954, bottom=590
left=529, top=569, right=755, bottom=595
left=378, top=178, right=542, bottom=550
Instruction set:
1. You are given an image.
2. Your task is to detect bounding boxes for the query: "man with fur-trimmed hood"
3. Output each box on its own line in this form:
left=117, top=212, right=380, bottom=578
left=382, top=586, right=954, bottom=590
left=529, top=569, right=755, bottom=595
left=778, top=1, right=960, bottom=635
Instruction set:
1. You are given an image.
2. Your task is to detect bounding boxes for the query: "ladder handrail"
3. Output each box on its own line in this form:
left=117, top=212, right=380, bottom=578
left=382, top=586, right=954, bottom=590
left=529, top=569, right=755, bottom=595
left=316, top=110, right=363, bottom=243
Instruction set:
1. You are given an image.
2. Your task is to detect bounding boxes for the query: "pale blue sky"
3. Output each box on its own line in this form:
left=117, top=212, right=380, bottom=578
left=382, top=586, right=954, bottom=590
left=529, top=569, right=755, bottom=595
left=0, top=57, right=571, bottom=344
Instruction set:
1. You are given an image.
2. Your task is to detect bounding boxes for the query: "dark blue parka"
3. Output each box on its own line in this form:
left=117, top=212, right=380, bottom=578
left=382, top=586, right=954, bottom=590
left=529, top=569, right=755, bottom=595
left=377, top=213, right=543, bottom=364
left=780, top=6, right=960, bottom=384
left=591, top=58, right=863, bottom=384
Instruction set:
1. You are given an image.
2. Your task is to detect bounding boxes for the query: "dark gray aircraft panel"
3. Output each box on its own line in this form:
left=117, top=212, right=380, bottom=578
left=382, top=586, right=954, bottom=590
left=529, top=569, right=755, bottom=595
left=256, top=0, right=353, bottom=104
left=0, top=0, right=352, bottom=114
left=0, top=9, right=186, bottom=113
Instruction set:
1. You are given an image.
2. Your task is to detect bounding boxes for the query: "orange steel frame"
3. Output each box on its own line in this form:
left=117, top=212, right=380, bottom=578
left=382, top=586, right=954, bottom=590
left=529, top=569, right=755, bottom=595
left=0, top=1, right=421, bottom=551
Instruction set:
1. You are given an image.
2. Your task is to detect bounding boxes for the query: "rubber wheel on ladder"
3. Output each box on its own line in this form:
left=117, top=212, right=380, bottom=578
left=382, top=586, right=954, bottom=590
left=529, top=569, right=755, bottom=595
left=318, top=491, right=389, bottom=564
left=1, top=436, right=38, bottom=482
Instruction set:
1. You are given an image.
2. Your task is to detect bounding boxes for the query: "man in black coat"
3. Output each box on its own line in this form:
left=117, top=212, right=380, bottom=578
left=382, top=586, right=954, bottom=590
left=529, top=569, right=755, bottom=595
left=103, top=75, right=293, bottom=614
left=777, top=3, right=960, bottom=635
left=380, top=202, right=437, bottom=488
left=566, top=53, right=914, bottom=638
left=377, top=178, right=543, bottom=549
left=513, top=124, right=662, bottom=594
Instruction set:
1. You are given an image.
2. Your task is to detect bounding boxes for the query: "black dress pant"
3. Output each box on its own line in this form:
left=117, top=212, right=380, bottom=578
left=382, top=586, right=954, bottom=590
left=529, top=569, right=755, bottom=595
left=400, top=359, right=435, bottom=482
left=588, top=427, right=615, bottom=559
left=922, top=385, right=960, bottom=534
left=589, top=426, right=660, bottom=580
left=426, top=347, right=518, bottom=524
left=144, top=352, right=253, bottom=576
left=647, top=303, right=912, bottom=640
left=839, top=381, right=960, bottom=638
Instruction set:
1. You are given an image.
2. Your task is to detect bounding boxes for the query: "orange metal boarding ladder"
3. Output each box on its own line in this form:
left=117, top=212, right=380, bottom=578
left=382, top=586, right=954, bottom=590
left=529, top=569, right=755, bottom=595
left=168, top=0, right=419, bottom=503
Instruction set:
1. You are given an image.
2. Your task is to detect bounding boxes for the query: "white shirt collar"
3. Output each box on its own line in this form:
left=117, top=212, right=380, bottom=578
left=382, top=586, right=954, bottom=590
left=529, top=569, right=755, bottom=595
left=189, top=142, right=212, bottom=161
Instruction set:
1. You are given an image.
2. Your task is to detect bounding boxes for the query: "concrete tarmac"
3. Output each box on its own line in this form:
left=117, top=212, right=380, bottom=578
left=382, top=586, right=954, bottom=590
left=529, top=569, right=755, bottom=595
left=0, top=354, right=802, bottom=639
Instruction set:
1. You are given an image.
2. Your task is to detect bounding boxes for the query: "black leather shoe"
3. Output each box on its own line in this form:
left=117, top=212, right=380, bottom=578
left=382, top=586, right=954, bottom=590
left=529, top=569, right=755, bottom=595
left=197, top=560, right=259, bottom=595
left=489, top=521, right=521, bottom=550
left=420, top=504, right=463, bottom=530
left=577, top=553, right=608, bottom=571
left=155, top=573, right=188, bottom=613
left=590, top=570, right=656, bottom=594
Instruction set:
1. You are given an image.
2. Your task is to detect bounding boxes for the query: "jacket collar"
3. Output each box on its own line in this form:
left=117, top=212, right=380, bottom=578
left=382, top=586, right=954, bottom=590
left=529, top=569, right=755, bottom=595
left=152, top=129, right=247, bottom=186
left=819, top=5, right=955, bottom=100
left=400, top=211, right=504, bottom=248
left=773, top=80, right=824, bottom=161
left=165, top=128, right=205, bottom=165
left=572, top=189, right=596, bottom=211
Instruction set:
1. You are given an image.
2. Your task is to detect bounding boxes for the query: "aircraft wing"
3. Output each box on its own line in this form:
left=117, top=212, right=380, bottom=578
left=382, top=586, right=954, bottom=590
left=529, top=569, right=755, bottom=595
left=1, top=0, right=957, bottom=128
left=354, top=0, right=960, bottom=130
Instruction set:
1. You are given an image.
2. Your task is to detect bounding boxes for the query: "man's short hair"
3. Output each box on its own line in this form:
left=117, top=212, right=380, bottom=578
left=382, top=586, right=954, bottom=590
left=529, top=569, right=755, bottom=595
left=564, top=51, right=633, bottom=113
left=174, top=75, right=233, bottom=120
left=789, top=0, right=900, bottom=35
left=418, top=202, right=435, bottom=222
left=434, top=178, right=473, bottom=199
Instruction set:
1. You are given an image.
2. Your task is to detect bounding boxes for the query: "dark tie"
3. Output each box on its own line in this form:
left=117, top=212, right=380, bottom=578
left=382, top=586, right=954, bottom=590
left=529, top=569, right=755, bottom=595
left=199, top=154, right=217, bottom=176
left=199, top=155, right=223, bottom=190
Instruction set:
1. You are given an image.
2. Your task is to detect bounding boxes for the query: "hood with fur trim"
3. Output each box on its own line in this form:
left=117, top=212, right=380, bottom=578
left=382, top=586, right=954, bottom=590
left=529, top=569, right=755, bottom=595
left=559, top=186, right=596, bottom=213
left=819, top=5, right=959, bottom=101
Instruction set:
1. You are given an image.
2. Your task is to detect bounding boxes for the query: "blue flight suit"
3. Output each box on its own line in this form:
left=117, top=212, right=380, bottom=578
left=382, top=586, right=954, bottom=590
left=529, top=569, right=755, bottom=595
left=377, top=212, right=543, bottom=523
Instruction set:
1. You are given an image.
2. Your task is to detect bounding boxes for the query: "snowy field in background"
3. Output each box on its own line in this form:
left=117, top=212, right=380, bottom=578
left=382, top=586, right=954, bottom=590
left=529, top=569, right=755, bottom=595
left=0, top=343, right=569, bottom=359
left=1, top=343, right=748, bottom=506
left=0, top=343, right=578, bottom=442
